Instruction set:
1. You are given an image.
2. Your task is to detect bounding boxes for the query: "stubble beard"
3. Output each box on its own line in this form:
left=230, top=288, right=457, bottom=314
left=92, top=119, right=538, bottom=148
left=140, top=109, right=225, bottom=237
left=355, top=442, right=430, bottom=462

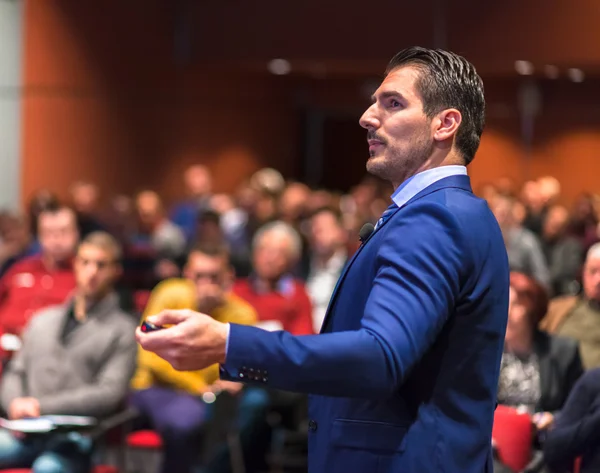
left=366, top=135, right=434, bottom=186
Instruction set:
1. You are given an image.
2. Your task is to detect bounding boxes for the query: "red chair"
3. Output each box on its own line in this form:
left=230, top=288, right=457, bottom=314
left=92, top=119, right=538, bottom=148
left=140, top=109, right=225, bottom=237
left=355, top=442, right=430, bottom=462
left=126, top=429, right=163, bottom=449
left=492, top=405, right=533, bottom=472
left=125, top=429, right=163, bottom=472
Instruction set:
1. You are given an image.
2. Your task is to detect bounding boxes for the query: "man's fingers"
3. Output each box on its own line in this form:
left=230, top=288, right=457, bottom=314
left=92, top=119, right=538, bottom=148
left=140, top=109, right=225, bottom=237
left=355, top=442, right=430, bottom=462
left=146, top=309, right=192, bottom=327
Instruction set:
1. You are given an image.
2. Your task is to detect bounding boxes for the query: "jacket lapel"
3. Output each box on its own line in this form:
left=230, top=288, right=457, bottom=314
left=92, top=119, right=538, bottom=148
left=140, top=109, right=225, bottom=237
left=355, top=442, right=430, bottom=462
left=319, top=175, right=473, bottom=334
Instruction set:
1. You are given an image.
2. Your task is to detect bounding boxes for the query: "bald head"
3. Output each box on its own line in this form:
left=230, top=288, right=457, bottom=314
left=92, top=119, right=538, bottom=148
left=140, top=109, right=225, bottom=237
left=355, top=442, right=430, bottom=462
left=583, top=243, right=600, bottom=302
left=185, top=165, right=211, bottom=197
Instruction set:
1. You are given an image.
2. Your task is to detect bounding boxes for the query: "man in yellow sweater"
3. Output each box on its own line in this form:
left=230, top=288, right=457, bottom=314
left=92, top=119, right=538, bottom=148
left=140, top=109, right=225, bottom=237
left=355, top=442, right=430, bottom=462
left=131, top=243, right=265, bottom=473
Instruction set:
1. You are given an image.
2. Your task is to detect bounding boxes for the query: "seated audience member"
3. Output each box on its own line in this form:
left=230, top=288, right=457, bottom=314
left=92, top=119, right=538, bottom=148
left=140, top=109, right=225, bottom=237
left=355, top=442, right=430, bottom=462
left=128, top=191, right=186, bottom=286
left=498, top=272, right=583, bottom=435
left=305, top=207, right=348, bottom=333
left=170, top=164, right=213, bottom=244
left=131, top=244, right=265, bottom=473
left=0, top=232, right=137, bottom=473
left=0, top=205, right=79, bottom=337
left=541, top=243, right=600, bottom=370
left=26, top=189, right=59, bottom=241
left=543, top=367, right=600, bottom=472
left=69, top=181, right=106, bottom=238
left=568, top=193, right=599, bottom=252
left=541, top=205, right=584, bottom=296
left=0, top=212, right=40, bottom=278
left=491, top=193, right=551, bottom=291
left=233, top=221, right=314, bottom=335
left=133, top=190, right=186, bottom=261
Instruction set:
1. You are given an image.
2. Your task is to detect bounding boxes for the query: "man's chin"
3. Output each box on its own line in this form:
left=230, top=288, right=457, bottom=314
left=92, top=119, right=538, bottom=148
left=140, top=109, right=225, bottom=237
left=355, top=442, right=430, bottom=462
left=366, top=156, right=387, bottom=176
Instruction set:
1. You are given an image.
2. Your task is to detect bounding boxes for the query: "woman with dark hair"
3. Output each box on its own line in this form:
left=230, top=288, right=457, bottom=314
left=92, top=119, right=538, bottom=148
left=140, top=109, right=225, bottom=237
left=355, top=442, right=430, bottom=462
left=498, top=272, right=583, bottom=432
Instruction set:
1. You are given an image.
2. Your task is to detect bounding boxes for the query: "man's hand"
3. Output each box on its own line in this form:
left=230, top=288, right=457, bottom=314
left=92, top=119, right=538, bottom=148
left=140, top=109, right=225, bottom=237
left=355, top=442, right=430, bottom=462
left=210, top=379, right=244, bottom=395
left=136, top=309, right=229, bottom=371
left=533, top=412, right=554, bottom=431
left=9, top=397, right=40, bottom=420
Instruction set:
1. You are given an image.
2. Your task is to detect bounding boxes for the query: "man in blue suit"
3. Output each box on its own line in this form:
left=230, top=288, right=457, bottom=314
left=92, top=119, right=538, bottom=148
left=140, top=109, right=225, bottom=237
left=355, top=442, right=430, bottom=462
left=137, top=46, right=510, bottom=473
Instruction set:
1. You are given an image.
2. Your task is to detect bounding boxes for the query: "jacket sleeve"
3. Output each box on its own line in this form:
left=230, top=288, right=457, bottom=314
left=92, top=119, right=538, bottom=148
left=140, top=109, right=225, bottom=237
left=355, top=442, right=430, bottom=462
left=221, top=202, right=466, bottom=399
left=38, top=321, right=138, bottom=417
left=543, top=370, right=600, bottom=469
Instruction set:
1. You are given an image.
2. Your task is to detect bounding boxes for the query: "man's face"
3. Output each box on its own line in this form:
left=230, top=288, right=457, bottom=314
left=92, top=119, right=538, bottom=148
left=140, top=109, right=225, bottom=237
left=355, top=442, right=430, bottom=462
left=583, top=257, right=600, bottom=302
left=543, top=206, right=569, bottom=240
left=359, top=66, right=434, bottom=187
left=185, top=166, right=211, bottom=197
left=136, top=193, right=161, bottom=229
left=38, top=210, right=79, bottom=263
left=74, top=244, right=120, bottom=298
left=184, top=252, right=231, bottom=313
left=253, top=233, right=293, bottom=281
left=71, top=184, right=98, bottom=214
left=310, top=212, right=345, bottom=257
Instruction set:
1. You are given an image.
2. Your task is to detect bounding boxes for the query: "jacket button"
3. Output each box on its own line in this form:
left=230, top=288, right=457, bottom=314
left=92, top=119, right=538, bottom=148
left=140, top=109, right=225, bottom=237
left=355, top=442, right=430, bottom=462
left=308, top=419, right=317, bottom=432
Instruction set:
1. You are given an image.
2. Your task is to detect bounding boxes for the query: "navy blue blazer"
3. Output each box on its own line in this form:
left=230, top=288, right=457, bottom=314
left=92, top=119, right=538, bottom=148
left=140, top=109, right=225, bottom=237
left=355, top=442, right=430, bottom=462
left=221, top=175, right=510, bottom=473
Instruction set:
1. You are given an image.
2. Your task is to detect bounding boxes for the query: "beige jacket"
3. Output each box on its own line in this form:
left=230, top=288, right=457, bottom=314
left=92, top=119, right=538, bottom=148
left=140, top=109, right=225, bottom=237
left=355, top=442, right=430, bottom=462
left=539, top=295, right=580, bottom=334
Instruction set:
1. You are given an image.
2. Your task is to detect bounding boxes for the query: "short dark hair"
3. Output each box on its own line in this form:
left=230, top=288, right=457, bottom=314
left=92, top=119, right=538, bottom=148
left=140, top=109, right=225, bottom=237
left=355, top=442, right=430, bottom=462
left=385, top=46, right=485, bottom=164
left=310, top=206, right=343, bottom=226
left=189, top=242, right=230, bottom=263
left=38, top=204, right=77, bottom=225
left=198, top=209, right=221, bottom=225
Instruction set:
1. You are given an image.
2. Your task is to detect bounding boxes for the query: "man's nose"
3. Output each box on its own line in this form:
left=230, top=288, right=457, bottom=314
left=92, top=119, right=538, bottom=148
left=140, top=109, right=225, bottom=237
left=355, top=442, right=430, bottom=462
left=359, top=104, right=380, bottom=130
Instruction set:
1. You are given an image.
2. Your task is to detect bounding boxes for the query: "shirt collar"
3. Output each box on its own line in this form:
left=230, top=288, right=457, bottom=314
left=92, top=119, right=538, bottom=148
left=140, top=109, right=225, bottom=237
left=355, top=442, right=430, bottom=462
left=391, top=165, right=467, bottom=208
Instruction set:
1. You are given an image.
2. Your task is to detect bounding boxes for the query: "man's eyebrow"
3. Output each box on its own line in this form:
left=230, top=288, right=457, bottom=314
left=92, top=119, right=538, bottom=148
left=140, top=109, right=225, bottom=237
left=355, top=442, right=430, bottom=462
left=371, top=90, right=405, bottom=103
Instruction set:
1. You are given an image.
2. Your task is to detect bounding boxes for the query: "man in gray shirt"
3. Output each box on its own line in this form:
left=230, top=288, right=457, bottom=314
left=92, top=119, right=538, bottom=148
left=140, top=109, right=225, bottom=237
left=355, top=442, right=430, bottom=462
left=0, top=231, right=137, bottom=473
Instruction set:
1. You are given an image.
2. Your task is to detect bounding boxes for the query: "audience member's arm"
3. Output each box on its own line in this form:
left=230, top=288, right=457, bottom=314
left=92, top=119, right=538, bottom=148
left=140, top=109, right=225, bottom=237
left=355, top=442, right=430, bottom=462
left=37, top=327, right=137, bottom=417
left=543, top=370, right=600, bottom=469
left=289, top=284, right=315, bottom=335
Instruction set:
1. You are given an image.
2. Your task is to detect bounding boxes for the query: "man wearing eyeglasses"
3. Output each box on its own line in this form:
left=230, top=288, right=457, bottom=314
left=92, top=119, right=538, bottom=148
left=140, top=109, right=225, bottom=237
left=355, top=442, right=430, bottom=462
left=131, top=243, right=263, bottom=473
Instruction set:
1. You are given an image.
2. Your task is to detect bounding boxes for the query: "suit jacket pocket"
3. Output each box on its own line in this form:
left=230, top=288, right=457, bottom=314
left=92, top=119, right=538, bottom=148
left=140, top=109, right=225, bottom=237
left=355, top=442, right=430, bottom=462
left=331, top=419, right=408, bottom=453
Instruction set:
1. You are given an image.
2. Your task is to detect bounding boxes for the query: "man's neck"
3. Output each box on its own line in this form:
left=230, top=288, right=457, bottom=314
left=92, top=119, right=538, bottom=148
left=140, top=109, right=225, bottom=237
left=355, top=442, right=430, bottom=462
left=74, top=290, right=110, bottom=321
left=391, top=152, right=465, bottom=190
left=42, top=254, right=69, bottom=271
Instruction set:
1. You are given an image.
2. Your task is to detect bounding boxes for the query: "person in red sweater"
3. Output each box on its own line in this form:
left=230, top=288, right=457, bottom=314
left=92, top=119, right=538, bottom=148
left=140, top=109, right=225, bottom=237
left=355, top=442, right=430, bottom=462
left=233, top=220, right=314, bottom=335
left=0, top=205, right=79, bottom=337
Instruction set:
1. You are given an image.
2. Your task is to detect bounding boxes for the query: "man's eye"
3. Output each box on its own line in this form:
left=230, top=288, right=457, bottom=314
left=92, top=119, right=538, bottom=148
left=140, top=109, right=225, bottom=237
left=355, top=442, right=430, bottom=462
left=390, top=99, right=401, bottom=108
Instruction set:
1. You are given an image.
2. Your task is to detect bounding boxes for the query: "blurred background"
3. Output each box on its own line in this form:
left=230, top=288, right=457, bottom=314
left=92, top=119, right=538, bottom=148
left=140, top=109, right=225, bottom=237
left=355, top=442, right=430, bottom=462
left=0, top=1, right=599, bottom=473
left=1, top=0, right=600, bottom=207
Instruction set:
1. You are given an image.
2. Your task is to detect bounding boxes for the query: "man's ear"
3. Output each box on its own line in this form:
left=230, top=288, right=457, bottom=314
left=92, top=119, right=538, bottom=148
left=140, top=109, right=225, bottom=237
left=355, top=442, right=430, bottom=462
left=433, top=109, right=462, bottom=143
